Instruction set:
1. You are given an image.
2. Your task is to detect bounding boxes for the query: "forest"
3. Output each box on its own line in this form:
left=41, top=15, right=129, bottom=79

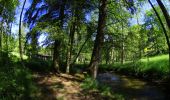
left=0, top=0, right=170, bottom=99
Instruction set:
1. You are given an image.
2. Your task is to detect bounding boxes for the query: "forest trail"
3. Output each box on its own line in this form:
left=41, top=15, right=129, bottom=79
left=32, top=72, right=168, bottom=100
left=32, top=73, right=101, bottom=100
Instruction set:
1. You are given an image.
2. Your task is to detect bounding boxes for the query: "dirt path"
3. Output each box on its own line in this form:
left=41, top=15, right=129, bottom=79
left=32, top=73, right=99, bottom=100
left=32, top=72, right=168, bottom=100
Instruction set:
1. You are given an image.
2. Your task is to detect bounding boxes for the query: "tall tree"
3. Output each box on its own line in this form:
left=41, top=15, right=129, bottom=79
left=53, top=0, right=66, bottom=73
left=88, top=0, right=107, bottom=79
left=19, top=0, right=27, bottom=62
left=148, top=0, right=170, bottom=67
left=156, top=0, right=170, bottom=29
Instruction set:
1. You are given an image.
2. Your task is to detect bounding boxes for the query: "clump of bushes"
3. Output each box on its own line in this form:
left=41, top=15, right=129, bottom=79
left=25, top=59, right=52, bottom=72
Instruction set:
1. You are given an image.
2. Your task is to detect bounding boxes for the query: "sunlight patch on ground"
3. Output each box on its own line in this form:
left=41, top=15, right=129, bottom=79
left=121, top=76, right=146, bottom=89
left=33, top=73, right=87, bottom=100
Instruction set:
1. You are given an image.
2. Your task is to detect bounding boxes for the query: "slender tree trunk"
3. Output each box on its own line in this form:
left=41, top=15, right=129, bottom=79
left=53, top=40, right=61, bottom=73
left=5, top=22, right=8, bottom=52
left=71, top=34, right=91, bottom=66
left=121, top=23, right=124, bottom=64
left=0, top=22, right=3, bottom=51
left=53, top=0, right=65, bottom=73
left=148, top=0, right=170, bottom=68
left=31, top=31, right=38, bottom=55
left=66, top=2, right=79, bottom=73
left=88, top=0, right=107, bottom=79
left=19, top=0, right=26, bottom=63
left=66, top=43, right=70, bottom=72
left=66, top=21, right=76, bottom=73
left=111, top=48, right=114, bottom=64
left=136, top=13, right=142, bottom=60
left=156, top=0, right=170, bottom=29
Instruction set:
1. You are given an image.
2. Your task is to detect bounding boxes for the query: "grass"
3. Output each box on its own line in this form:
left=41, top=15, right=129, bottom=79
left=100, top=54, right=170, bottom=80
left=139, top=55, right=169, bottom=74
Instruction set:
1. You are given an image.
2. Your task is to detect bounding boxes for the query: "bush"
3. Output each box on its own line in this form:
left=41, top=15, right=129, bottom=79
left=25, top=59, right=52, bottom=72
left=81, top=76, right=125, bottom=100
left=0, top=65, right=39, bottom=99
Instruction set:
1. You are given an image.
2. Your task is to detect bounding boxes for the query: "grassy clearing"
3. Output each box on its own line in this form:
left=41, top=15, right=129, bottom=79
left=99, top=54, right=170, bottom=80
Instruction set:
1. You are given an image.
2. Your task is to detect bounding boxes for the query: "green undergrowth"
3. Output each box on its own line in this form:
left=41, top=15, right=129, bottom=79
left=100, top=54, right=170, bottom=80
left=25, top=59, right=53, bottom=72
left=0, top=52, right=39, bottom=100
left=81, top=76, right=125, bottom=100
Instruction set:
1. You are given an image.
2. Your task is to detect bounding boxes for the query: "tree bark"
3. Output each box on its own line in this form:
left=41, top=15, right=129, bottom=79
left=121, top=24, right=124, bottom=64
left=0, top=22, right=3, bottom=51
left=53, top=40, right=61, bottom=73
left=88, top=0, right=107, bottom=79
left=66, top=21, right=76, bottom=73
left=19, top=0, right=26, bottom=63
left=156, top=0, right=170, bottom=29
left=66, top=1, right=79, bottom=73
left=148, top=0, right=170, bottom=68
left=31, top=30, right=38, bottom=55
left=53, top=0, right=65, bottom=73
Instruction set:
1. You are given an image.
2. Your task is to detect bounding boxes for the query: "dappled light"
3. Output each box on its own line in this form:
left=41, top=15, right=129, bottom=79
left=1, top=0, right=170, bottom=99
left=98, top=73, right=166, bottom=99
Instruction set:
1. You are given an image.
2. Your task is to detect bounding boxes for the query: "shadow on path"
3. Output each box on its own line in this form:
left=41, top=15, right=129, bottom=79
left=32, top=73, right=103, bottom=100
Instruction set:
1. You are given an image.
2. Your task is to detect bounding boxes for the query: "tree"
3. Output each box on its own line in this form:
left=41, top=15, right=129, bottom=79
left=52, top=0, right=66, bottom=73
left=156, top=0, right=170, bottom=29
left=148, top=0, right=170, bottom=67
left=88, top=0, right=107, bottom=79
left=19, top=0, right=26, bottom=62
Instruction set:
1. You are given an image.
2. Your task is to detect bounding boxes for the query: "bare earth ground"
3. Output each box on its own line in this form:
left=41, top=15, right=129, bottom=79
left=32, top=73, right=102, bottom=100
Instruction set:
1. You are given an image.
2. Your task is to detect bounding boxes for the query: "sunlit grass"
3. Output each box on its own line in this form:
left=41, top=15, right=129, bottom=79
left=138, top=54, right=169, bottom=73
left=100, top=54, right=170, bottom=79
left=10, top=52, right=28, bottom=60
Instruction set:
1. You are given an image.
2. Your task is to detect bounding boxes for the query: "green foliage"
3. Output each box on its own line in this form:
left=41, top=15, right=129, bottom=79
left=0, top=51, right=39, bottom=99
left=100, top=54, right=170, bottom=79
left=81, top=76, right=125, bottom=100
left=25, top=59, right=52, bottom=72
left=81, top=76, right=98, bottom=91
left=0, top=65, right=38, bottom=100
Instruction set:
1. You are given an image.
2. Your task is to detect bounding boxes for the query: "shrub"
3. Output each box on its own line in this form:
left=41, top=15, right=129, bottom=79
left=0, top=65, right=39, bottom=99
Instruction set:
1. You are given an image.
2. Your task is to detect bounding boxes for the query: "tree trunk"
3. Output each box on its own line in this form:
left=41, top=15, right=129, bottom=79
left=19, top=0, right=26, bottom=63
left=53, top=0, right=65, bottom=73
left=66, top=1, right=79, bottom=73
left=121, top=23, right=124, bottom=64
left=66, top=21, right=76, bottom=73
left=31, top=31, right=38, bottom=55
left=0, top=22, right=3, bottom=51
left=148, top=0, right=170, bottom=68
left=71, top=34, right=91, bottom=66
left=88, top=0, right=107, bottom=79
left=53, top=40, right=61, bottom=73
left=136, top=13, right=142, bottom=60
left=156, top=0, right=170, bottom=29
left=111, top=48, right=114, bottom=64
